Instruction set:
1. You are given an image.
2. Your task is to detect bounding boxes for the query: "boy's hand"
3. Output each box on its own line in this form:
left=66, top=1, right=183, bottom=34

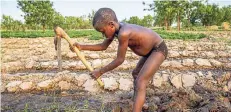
left=90, top=69, right=102, bottom=79
left=69, top=42, right=82, bottom=52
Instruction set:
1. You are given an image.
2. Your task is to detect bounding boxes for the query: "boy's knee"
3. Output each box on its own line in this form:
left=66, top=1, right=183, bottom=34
left=135, top=78, right=147, bottom=91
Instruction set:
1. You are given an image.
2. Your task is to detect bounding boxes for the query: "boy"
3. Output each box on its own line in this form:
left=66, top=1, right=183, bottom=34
left=71, top=8, right=168, bottom=112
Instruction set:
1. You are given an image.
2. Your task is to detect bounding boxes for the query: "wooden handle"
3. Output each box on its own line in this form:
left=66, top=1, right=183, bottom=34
left=54, top=27, right=104, bottom=87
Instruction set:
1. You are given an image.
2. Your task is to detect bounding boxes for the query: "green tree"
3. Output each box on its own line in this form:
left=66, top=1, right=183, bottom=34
left=17, top=0, right=55, bottom=32
left=144, top=1, right=176, bottom=30
left=1, top=15, right=14, bottom=30
left=127, top=16, right=141, bottom=25
left=141, top=15, right=153, bottom=27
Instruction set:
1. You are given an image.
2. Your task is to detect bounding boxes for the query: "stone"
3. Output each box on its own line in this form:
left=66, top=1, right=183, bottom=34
left=66, top=52, right=76, bottom=58
left=6, top=81, right=22, bottom=92
left=25, top=58, right=36, bottom=69
left=153, top=74, right=163, bottom=87
left=102, top=77, right=118, bottom=91
left=170, top=61, right=183, bottom=68
left=209, top=59, right=223, bottom=67
left=170, top=74, right=183, bottom=89
left=182, top=59, right=194, bottom=66
left=205, top=52, right=216, bottom=58
left=197, top=71, right=204, bottom=77
left=118, top=78, right=133, bottom=91
left=58, top=81, right=71, bottom=90
left=92, top=59, right=102, bottom=68
left=1, top=83, right=6, bottom=93
left=102, top=58, right=113, bottom=65
left=195, top=58, right=212, bottom=67
left=75, top=73, right=91, bottom=87
left=168, top=51, right=180, bottom=57
left=37, top=80, right=53, bottom=89
left=89, top=53, right=100, bottom=59
left=40, top=62, right=50, bottom=68
left=162, top=73, right=170, bottom=82
left=19, top=82, right=33, bottom=90
left=186, top=46, right=195, bottom=51
left=160, top=61, right=171, bottom=67
left=182, top=74, right=196, bottom=88
left=83, top=79, right=100, bottom=92
left=206, top=71, right=214, bottom=80
left=228, top=81, right=231, bottom=90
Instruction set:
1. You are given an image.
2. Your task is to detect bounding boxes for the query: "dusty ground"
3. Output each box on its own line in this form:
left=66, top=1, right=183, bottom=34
left=1, top=32, right=231, bottom=112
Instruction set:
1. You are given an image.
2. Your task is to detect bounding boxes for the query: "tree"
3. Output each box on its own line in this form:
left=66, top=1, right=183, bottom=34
left=144, top=1, right=176, bottom=30
left=141, top=15, right=153, bottom=27
left=127, top=16, right=141, bottom=25
left=17, top=0, right=55, bottom=32
left=1, top=15, right=14, bottom=30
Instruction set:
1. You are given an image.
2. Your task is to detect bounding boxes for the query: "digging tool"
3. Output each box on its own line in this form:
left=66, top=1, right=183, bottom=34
left=54, top=26, right=104, bottom=87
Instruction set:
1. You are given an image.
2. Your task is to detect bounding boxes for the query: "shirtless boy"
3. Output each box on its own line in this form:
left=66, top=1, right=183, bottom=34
left=71, top=8, right=168, bottom=112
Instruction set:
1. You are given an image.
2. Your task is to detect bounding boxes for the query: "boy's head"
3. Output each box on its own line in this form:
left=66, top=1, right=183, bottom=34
left=93, top=8, right=118, bottom=39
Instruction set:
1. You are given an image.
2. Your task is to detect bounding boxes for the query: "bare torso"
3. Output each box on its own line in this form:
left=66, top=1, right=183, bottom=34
left=118, top=23, right=163, bottom=56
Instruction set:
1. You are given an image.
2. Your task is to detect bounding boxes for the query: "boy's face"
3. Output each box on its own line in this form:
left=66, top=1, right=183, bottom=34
left=95, top=22, right=116, bottom=39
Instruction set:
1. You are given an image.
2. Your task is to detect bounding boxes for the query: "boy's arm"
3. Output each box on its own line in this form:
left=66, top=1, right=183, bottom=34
left=97, top=34, right=128, bottom=76
left=80, top=38, right=113, bottom=51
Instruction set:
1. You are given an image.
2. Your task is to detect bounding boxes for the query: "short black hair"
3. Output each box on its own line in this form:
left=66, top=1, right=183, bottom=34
left=93, top=8, right=118, bottom=29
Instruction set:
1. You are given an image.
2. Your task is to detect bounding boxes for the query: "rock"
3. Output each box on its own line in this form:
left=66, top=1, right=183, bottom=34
left=19, top=82, right=33, bottom=90
left=153, top=74, right=163, bottom=87
left=205, top=52, right=216, bottom=58
left=160, top=61, right=170, bottom=67
left=197, top=71, right=204, bottom=77
left=102, top=77, right=118, bottom=91
left=170, top=74, right=182, bottom=89
left=195, top=58, right=212, bottom=67
left=118, top=78, right=133, bottom=91
left=75, top=73, right=91, bottom=87
left=37, top=80, right=53, bottom=89
left=89, top=53, right=100, bottom=59
left=182, top=74, right=196, bottom=88
left=186, top=46, right=195, bottom=51
left=170, top=61, right=183, bottom=68
left=6, top=81, right=22, bottom=92
left=83, top=79, right=100, bottom=92
left=228, top=81, right=231, bottom=90
left=66, top=52, right=76, bottom=58
left=224, top=86, right=229, bottom=92
left=182, top=59, right=194, bottom=66
left=218, top=51, right=227, bottom=57
left=209, top=59, right=223, bottom=67
left=40, top=62, right=50, bottom=68
left=1, top=83, right=6, bottom=93
left=68, top=62, right=78, bottom=68
left=102, top=58, right=113, bottom=65
left=25, top=58, right=36, bottom=69
left=168, top=51, right=180, bottom=57
left=92, top=59, right=102, bottom=68
left=206, top=71, right=214, bottom=80
left=162, top=73, right=170, bottom=82
left=58, top=81, right=71, bottom=90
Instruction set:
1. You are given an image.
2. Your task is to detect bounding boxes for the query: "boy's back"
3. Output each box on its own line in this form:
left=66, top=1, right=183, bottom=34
left=118, top=23, right=163, bottom=56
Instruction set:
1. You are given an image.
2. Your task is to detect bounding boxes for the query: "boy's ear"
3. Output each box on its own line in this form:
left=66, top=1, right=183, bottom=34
left=108, top=21, right=115, bottom=28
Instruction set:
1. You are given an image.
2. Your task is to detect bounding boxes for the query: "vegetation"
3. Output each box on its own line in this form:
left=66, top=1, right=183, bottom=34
left=143, top=0, right=231, bottom=31
left=1, top=30, right=206, bottom=40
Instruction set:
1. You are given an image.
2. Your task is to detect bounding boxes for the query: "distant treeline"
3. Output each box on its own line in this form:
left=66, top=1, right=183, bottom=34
left=1, top=0, right=230, bottom=31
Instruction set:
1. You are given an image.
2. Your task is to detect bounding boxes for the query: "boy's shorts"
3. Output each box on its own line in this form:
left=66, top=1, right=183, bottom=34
left=144, top=40, right=168, bottom=59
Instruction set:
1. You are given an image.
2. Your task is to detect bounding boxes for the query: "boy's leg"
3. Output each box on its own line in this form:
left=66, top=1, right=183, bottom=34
left=132, top=57, right=147, bottom=101
left=133, top=52, right=165, bottom=112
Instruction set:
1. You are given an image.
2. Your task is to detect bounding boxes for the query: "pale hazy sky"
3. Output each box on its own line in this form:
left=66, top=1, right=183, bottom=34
left=1, top=0, right=231, bottom=22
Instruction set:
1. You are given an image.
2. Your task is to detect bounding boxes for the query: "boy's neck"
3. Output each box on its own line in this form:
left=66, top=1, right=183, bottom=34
left=115, top=22, right=122, bottom=36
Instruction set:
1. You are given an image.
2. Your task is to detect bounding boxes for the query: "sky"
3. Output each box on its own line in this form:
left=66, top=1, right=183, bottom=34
left=1, top=0, right=231, bottom=22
